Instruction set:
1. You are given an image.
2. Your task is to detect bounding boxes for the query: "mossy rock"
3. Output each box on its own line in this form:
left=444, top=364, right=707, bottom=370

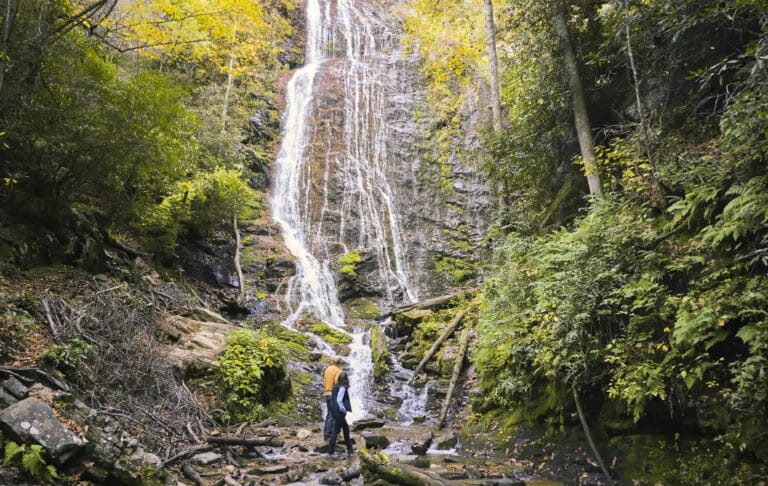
left=346, top=298, right=380, bottom=320
left=392, top=309, right=432, bottom=337
left=371, top=326, right=391, bottom=382
left=308, top=322, right=352, bottom=347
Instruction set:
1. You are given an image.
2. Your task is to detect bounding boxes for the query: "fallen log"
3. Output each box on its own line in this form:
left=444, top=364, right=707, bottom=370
left=436, top=328, right=472, bottom=430
left=394, top=288, right=477, bottom=314
left=208, top=436, right=284, bottom=448
left=412, top=310, right=467, bottom=378
left=359, top=450, right=450, bottom=486
left=181, top=461, right=206, bottom=486
left=161, top=445, right=215, bottom=467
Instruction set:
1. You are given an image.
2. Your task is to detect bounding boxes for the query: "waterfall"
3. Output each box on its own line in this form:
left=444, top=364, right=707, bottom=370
left=270, top=0, right=419, bottom=421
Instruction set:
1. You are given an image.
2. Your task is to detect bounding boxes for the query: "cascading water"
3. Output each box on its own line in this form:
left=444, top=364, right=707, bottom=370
left=270, top=0, right=420, bottom=422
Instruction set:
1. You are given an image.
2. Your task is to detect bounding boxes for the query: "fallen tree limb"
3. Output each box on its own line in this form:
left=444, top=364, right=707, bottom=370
left=394, top=288, right=477, bottom=315
left=208, top=436, right=284, bottom=448
left=161, top=445, right=215, bottom=467
left=0, top=366, right=71, bottom=391
left=181, top=461, right=205, bottom=486
left=359, top=450, right=449, bottom=486
left=412, top=310, right=467, bottom=378
left=436, top=328, right=472, bottom=430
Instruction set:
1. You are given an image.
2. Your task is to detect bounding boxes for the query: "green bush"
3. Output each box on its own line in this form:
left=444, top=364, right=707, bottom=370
left=218, top=329, right=289, bottom=421
left=3, top=441, right=58, bottom=482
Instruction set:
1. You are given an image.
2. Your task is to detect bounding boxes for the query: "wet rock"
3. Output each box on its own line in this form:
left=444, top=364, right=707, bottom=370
left=351, top=418, right=385, bottom=431
left=0, top=397, right=86, bottom=464
left=362, top=433, right=390, bottom=449
left=434, top=433, right=458, bottom=450
left=410, top=431, right=433, bottom=455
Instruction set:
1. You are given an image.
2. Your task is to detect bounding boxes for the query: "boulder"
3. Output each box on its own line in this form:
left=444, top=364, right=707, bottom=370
left=0, top=397, right=86, bottom=464
left=351, top=418, right=385, bottom=431
left=362, top=433, right=390, bottom=449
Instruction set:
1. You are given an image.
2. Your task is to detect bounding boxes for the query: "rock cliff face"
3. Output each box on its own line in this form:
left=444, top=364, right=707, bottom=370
left=247, top=0, right=495, bottom=323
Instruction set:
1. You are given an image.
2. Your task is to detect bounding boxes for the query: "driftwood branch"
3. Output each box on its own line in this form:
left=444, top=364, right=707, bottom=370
left=359, top=450, right=450, bottom=485
left=412, top=310, right=467, bottom=378
left=161, top=445, right=215, bottom=467
left=181, top=461, right=206, bottom=486
left=207, top=436, right=284, bottom=448
left=394, top=288, right=477, bottom=315
left=436, top=328, right=472, bottom=430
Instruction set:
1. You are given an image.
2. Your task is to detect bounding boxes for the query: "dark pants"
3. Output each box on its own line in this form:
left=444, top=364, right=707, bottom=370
left=328, top=412, right=352, bottom=455
left=323, top=395, right=335, bottom=440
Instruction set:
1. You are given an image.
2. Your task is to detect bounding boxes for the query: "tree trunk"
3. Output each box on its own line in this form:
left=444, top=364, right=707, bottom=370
left=359, top=450, right=450, bottom=486
left=233, top=214, right=245, bottom=304
left=221, top=15, right=238, bottom=134
left=573, top=387, right=615, bottom=485
left=0, top=0, right=18, bottom=99
left=551, top=0, right=603, bottom=197
left=394, top=288, right=477, bottom=314
left=484, top=0, right=502, bottom=133
left=412, top=310, right=467, bottom=378
left=436, top=327, right=471, bottom=430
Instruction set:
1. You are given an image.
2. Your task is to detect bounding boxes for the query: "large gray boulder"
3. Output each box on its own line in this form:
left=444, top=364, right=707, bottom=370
left=0, top=397, right=86, bottom=464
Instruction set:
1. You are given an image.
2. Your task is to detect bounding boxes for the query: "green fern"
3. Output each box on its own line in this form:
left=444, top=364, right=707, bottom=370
left=4, top=441, right=23, bottom=465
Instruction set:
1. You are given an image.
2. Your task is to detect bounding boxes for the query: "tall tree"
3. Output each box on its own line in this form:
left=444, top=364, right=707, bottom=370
left=551, top=0, right=602, bottom=197
left=484, top=0, right=502, bottom=133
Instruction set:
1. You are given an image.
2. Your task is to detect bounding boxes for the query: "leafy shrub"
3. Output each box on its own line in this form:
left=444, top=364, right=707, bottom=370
left=141, top=168, right=258, bottom=256
left=3, top=441, right=58, bottom=482
left=40, top=339, right=95, bottom=386
left=218, top=329, right=289, bottom=422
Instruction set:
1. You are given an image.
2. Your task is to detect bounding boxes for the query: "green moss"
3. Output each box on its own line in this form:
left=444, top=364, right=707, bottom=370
left=337, top=250, right=362, bottom=277
left=262, top=322, right=310, bottom=360
left=434, top=256, right=474, bottom=283
left=371, top=326, right=391, bottom=382
left=393, top=308, right=432, bottom=336
left=346, top=298, right=380, bottom=320
left=308, top=322, right=352, bottom=346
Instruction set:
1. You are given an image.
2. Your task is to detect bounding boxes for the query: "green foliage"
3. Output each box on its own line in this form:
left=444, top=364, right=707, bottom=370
left=371, top=326, right=391, bottom=381
left=140, top=167, right=258, bottom=256
left=40, top=339, right=95, bottom=385
left=3, top=441, right=58, bottom=482
left=434, top=256, right=474, bottom=284
left=337, top=251, right=362, bottom=277
left=218, top=329, right=289, bottom=422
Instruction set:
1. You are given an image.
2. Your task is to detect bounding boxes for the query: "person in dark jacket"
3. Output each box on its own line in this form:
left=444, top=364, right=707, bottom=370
left=327, top=372, right=354, bottom=458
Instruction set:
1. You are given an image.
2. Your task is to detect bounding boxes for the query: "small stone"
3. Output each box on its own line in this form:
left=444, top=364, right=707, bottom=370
left=191, top=452, right=222, bottom=465
left=296, top=428, right=312, bottom=440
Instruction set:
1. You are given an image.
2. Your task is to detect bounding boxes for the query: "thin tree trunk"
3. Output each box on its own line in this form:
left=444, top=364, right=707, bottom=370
left=436, top=328, right=471, bottom=430
left=0, top=0, right=18, bottom=99
left=624, top=0, right=654, bottom=168
left=484, top=0, right=502, bottom=133
left=221, top=15, right=238, bottom=134
left=551, top=0, right=603, bottom=197
left=412, top=310, right=467, bottom=378
left=233, top=214, right=245, bottom=305
left=573, top=387, right=615, bottom=485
